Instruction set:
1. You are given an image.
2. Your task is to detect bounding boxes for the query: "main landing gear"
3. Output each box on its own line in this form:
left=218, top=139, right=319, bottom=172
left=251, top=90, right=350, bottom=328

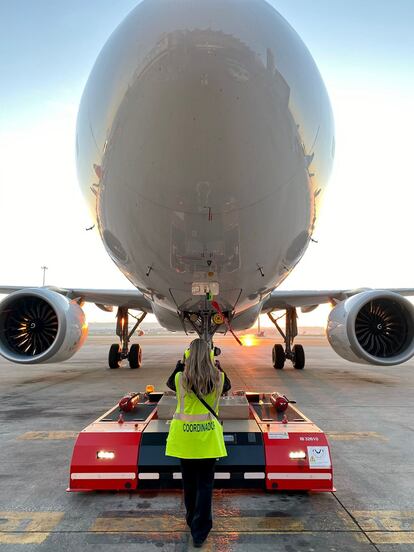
left=109, top=307, right=146, bottom=369
left=268, top=307, right=305, bottom=370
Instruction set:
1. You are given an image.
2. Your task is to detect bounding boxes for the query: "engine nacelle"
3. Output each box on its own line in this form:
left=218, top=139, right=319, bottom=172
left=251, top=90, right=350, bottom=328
left=327, top=290, right=414, bottom=366
left=0, top=288, right=88, bottom=364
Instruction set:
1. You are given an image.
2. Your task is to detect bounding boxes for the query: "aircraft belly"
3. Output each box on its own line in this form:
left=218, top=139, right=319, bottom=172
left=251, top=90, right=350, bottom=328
left=98, top=170, right=311, bottom=313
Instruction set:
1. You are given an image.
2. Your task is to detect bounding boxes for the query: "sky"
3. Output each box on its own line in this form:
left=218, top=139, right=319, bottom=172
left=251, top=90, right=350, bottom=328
left=1, top=0, right=414, bottom=328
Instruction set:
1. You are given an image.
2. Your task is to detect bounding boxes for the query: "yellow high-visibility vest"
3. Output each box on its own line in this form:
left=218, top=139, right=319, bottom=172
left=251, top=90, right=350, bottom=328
left=165, top=371, right=227, bottom=459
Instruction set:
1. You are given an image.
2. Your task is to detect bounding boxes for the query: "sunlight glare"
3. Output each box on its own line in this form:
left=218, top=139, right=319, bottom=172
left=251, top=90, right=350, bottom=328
left=240, top=334, right=257, bottom=347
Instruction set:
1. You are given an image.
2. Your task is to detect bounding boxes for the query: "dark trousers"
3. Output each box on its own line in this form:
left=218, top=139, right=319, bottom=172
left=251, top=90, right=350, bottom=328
left=180, top=458, right=216, bottom=542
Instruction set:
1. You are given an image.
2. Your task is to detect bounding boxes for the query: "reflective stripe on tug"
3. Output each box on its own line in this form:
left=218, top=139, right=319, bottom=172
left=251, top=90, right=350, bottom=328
left=214, top=472, right=231, bottom=479
left=244, top=472, right=266, bottom=479
left=138, top=473, right=160, bottom=480
left=173, top=472, right=265, bottom=480
left=71, top=472, right=136, bottom=480
left=267, top=473, right=332, bottom=480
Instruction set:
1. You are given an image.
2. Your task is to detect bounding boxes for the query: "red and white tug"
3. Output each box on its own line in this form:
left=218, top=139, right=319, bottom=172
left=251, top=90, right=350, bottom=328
left=68, top=390, right=334, bottom=493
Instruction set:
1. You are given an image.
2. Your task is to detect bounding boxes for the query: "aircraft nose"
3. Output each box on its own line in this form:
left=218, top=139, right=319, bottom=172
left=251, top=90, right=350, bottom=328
left=78, top=0, right=332, bottom=220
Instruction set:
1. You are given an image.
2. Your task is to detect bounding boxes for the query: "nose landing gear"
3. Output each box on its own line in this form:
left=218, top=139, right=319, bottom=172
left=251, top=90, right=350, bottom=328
left=108, top=307, right=146, bottom=369
left=268, top=307, right=305, bottom=369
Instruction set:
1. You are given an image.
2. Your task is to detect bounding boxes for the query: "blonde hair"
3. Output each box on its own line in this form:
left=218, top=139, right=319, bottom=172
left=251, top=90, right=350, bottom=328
left=182, top=339, right=220, bottom=396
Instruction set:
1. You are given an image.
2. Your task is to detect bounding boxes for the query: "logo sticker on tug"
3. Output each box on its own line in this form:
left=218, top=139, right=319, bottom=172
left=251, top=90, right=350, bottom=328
left=307, top=446, right=331, bottom=468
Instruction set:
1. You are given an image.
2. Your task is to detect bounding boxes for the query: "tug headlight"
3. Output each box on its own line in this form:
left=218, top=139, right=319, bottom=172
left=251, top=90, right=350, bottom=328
left=289, top=451, right=306, bottom=460
left=97, top=450, right=115, bottom=460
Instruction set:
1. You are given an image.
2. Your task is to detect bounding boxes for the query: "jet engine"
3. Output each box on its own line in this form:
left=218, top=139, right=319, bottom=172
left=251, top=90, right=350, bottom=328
left=327, top=290, right=414, bottom=366
left=0, top=288, right=88, bottom=364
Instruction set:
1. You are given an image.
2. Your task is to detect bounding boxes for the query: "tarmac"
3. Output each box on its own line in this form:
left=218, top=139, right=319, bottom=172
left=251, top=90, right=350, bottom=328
left=0, top=334, right=413, bottom=551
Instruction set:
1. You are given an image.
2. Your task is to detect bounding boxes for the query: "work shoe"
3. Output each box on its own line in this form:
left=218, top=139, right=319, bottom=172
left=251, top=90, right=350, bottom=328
left=193, top=539, right=204, bottom=548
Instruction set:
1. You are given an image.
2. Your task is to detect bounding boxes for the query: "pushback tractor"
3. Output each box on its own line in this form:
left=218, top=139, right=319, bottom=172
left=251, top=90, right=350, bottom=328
left=69, top=388, right=334, bottom=493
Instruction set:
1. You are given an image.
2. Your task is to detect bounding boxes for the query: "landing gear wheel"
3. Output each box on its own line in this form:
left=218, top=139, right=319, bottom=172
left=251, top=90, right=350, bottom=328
left=293, top=344, right=305, bottom=369
left=128, top=343, right=142, bottom=369
left=272, top=344, right=285, bottom=369
left=109, top=343, right=121, bottom=369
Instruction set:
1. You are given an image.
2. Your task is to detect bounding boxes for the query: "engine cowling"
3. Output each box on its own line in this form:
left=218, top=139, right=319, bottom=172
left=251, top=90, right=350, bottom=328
left=0, top=288, right=88, bottom=364
left=327, top=290, right=414, bottom=365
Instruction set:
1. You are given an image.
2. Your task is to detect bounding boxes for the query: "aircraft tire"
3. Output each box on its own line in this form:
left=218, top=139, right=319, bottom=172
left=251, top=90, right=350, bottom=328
left=109, top=343, right=121, bottom=369
left=272, top=344, right=285, bottom=369
left=128, top=343, right=142, bottom=369
left=293, top=344, right=305, bottom=369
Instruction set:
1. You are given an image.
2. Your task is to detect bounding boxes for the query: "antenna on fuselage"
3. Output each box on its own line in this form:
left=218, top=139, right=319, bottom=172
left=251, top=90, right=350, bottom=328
left=41, top=265, right=48, bottom=287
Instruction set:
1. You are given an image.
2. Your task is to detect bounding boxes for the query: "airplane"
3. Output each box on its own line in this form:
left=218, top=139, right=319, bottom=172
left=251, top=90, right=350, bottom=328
left=1, top=0, right=414, bottom=371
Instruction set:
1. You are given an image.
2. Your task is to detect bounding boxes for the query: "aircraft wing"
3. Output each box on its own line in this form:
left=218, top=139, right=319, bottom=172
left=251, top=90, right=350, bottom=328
left=0, top=286, right=152, bottom=312
left=262, top=288, right=414, bottom=312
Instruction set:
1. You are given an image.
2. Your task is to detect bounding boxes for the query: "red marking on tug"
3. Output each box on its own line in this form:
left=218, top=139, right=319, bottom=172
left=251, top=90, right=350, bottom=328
left=68, top=390, right=334, bottom=493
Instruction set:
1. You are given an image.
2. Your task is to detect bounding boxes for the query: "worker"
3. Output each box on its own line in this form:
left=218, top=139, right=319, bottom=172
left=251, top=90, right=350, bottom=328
left=165, top=338, right=231, bottom=548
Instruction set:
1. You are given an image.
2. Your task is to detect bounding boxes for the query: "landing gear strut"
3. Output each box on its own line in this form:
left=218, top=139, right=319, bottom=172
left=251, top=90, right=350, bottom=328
left=268, top=307, right=305, bottom=370
left=108, top=307, right=146, bottom=369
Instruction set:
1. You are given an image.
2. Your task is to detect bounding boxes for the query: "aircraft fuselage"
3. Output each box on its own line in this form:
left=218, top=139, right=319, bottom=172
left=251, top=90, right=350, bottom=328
left=76, top=0, right=334, bottom=329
